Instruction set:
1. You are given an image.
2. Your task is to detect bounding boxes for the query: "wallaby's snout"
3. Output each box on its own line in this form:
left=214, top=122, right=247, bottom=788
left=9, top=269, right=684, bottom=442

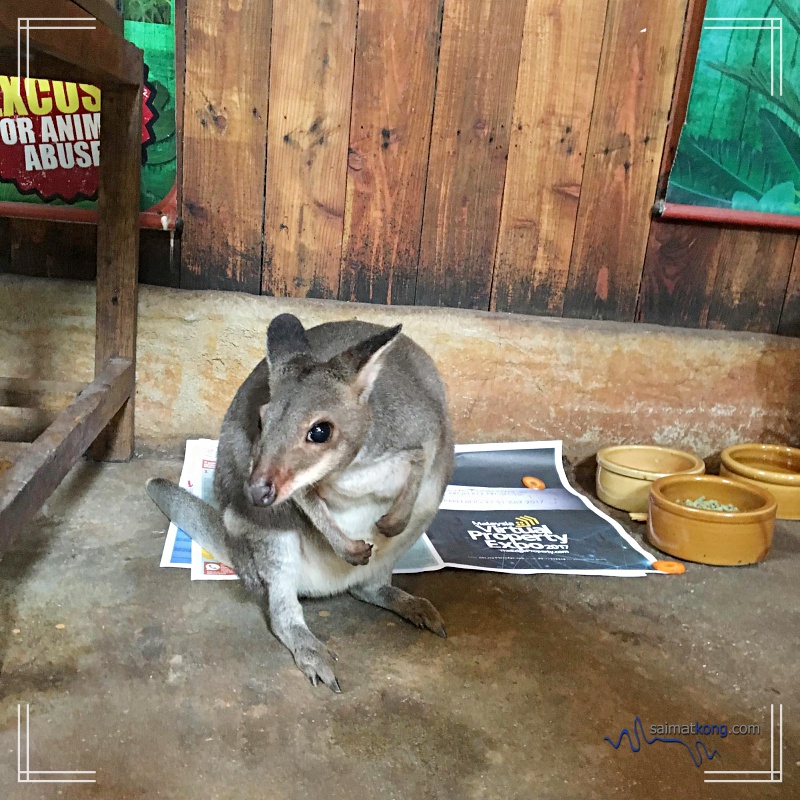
left=248, top=473, right=276, bottom=507
left=247, top=460, right=295, bottom=507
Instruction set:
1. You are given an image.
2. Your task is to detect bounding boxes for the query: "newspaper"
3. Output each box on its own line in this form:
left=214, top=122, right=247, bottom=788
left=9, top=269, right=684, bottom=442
left=158, top=439, right=235, bottom=579
left=160, top=440, right=656, bottom=580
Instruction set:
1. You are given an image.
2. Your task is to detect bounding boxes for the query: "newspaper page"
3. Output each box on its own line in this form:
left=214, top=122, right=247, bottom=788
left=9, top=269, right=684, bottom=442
left=158, top=439, right=237, bottom=579
left=160, top=440, right=656, bottom=580
left=393, top=442, right=655, bottom=576
left=159, top=439, right=210, bottom=569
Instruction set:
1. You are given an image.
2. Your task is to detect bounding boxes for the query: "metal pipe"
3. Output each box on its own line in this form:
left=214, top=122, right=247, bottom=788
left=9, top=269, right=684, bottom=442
left=654, top=200, right=800, bottom=232
left=0, top=200, right=178, bottom=231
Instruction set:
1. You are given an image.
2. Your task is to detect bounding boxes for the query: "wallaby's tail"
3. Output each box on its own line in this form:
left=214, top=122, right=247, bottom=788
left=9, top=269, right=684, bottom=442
left=146, top=478, right=233, bottom=566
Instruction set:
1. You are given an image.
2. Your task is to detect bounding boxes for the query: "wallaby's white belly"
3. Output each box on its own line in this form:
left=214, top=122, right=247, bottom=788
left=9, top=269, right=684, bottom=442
left=294, top=494, right=393, bottom=597
left=294, top=455, right=418, bottom=597
left=293, top=450, right=448, bottom=599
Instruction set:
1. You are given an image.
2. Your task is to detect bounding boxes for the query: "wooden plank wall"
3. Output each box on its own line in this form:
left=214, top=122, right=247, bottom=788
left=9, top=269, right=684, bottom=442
left=490, top=0, right=607, bottom=316
left=563, top=0, right=689, bottom=321
left=339, top=0, right=442, bottom=306
left=781, top=242, right=800, bottom=336
left=414, top=0, right=527, bottom=310
left=262, top=0, right=357, bottom=299
left=181, top=0, right=271, bottom=292
left=3, top=0, right=799, bottom=337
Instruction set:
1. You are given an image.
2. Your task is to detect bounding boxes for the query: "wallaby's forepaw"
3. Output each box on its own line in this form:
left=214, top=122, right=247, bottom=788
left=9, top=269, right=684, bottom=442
left=341, top=539, right=373, bottom=566
left=375, top=512, right=410, bottom=538
left=293, top=640, right=341, bottom=693
left=399, top=596, right=447, bottom=639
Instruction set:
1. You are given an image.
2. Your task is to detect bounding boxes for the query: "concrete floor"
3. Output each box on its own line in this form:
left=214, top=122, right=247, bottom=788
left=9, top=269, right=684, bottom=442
left=0, top=457, right=797, bottom=799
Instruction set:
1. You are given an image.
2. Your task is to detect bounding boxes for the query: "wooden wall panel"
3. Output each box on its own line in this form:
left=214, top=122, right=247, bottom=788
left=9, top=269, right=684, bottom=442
left=491, top=0, right=608, bottom=316
left=339, top=0, right=443, bottom=307
left=563, top=0, right=689, bottom=321
left=639, top=221, right=797, bottom=334
left=414, top=0, right=527, bottom=310
left=181, top=0, right=271, bottom=292
left=174, top=0, right=186, bottom=218
left=778, top=240, right=800, bottom=336
left=0, top=219, right=177, bottom=287
left=706, top=229, right=797, bottom=334
left=139, top=230, right=180, bottom=288
left=3, top=219, right=96, bottom=281
left=654, top=0, right=707, bottom=195
left=637, top=218, right=721, bottom=328
left=0, top=220, right=8, bottom=274
left=2, top=0, right=799, bottom=338
left=262, top=0, right=357, bottom=299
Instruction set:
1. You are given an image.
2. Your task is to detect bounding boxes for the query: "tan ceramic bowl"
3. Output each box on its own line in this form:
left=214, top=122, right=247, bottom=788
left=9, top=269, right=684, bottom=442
left=596, top=445, right=705, bottom=513
left=648, top=475, right=776, bottom=566
left=720, top=443, right=800, bottom=520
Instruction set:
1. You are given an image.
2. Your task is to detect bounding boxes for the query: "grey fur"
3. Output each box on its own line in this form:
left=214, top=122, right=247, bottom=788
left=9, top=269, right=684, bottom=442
left=146, top=315, right=454, bottom=692
left=147, top=478, right=231, bottom=567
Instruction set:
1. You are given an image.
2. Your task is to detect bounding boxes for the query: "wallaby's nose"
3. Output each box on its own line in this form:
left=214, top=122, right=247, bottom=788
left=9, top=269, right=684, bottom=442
left=248, top=476, right=276, bottom=507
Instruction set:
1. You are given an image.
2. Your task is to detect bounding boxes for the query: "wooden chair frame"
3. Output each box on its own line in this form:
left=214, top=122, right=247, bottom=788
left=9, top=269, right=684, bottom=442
left=0, top=0, right=143, bottom=547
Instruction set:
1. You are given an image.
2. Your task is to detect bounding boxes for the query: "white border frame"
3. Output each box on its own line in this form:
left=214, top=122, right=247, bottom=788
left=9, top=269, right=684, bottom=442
left=17, top=705, right=96, bottom=784
left=16, top=17, right=97, bottom=82
left=703, top=17, right=783, bottom=96
left=704, top=704, right=783, bottom=783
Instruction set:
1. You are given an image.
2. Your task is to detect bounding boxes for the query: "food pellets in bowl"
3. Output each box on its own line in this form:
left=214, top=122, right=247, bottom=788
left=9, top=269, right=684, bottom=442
left=648, top=475, right=776, bottom=566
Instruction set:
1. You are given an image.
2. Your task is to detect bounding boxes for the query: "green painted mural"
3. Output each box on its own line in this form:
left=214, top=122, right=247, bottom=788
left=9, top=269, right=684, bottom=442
left=667, top=0, right=800, bottom=216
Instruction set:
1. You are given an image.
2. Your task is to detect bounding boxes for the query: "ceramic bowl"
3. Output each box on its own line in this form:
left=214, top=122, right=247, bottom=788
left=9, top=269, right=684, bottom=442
left=596, top=445, right=705, bottom=513
left=648, top=474, right=777, bottom=566
left=720, top=443, right=800, bottom=520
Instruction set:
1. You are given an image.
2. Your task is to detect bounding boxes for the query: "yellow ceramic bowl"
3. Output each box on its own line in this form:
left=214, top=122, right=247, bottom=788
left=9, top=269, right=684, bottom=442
left=720, top=443, right=800, bottom=520
left=596, top=445, right=705, bottom=513
left=648, top=474, right=776, bottom=566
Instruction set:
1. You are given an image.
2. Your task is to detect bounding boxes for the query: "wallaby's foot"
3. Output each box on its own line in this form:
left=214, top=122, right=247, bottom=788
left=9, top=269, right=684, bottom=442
left=339, top=538, right=373, bottom=566
left=375, top=511, right=411, bottom=538
left=284, top=625, right=341, bottom=692
left=350, top=584, right=447, bottom=638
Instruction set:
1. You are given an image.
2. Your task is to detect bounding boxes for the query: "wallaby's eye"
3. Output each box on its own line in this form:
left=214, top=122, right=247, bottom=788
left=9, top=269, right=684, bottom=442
left=307, top=421, right=332, bottom=444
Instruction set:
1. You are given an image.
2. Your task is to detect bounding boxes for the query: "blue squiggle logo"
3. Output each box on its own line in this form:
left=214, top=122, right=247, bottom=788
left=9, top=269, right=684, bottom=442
left=605, top=716, right=720, bottom=767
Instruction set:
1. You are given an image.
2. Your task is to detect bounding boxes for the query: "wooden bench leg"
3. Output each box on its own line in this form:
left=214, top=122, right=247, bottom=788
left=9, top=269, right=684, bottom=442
left=92, top=82, right=142, bottom=462
left=0, top=360, right=135, bottom=546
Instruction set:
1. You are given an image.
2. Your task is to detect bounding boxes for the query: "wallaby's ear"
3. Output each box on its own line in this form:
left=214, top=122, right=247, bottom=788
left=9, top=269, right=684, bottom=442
left=331, top=324, right=402, bottom=403
left=266, top=314, right=311, bottom=372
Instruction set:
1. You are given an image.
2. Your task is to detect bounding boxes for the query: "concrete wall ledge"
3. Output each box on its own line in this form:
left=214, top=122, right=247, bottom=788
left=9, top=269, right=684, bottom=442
left=2, top=275, right=798, bottom=461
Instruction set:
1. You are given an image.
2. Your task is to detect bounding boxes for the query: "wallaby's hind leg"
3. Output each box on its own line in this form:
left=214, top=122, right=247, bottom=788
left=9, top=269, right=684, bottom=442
left=349, top=581, right=447, bottom=639
left=267, top=573, right=341, bottom=692
left=358, top=461, right=450, bottom=638
left=223, top=507, right=342, bottom=693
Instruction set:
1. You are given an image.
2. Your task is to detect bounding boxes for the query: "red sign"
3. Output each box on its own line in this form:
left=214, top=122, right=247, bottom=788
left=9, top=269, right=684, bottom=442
left=0, top=70, right=157, bottom=204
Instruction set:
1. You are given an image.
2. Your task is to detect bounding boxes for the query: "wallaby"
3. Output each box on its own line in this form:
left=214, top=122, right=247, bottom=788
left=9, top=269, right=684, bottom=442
left=147, top=313, right=454, bottom=692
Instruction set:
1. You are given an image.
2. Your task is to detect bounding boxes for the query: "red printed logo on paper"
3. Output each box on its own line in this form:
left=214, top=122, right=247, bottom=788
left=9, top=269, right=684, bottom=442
left=204, top=562, right=236, bottom=576
left=0, top=68, right=159, bottom=204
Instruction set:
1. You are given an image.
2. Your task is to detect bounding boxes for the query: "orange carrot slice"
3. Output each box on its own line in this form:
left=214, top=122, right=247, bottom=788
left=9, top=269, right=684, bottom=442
left=653, top=560, right=686, bottom=574
left=522, top=476, right=546, bottom=490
